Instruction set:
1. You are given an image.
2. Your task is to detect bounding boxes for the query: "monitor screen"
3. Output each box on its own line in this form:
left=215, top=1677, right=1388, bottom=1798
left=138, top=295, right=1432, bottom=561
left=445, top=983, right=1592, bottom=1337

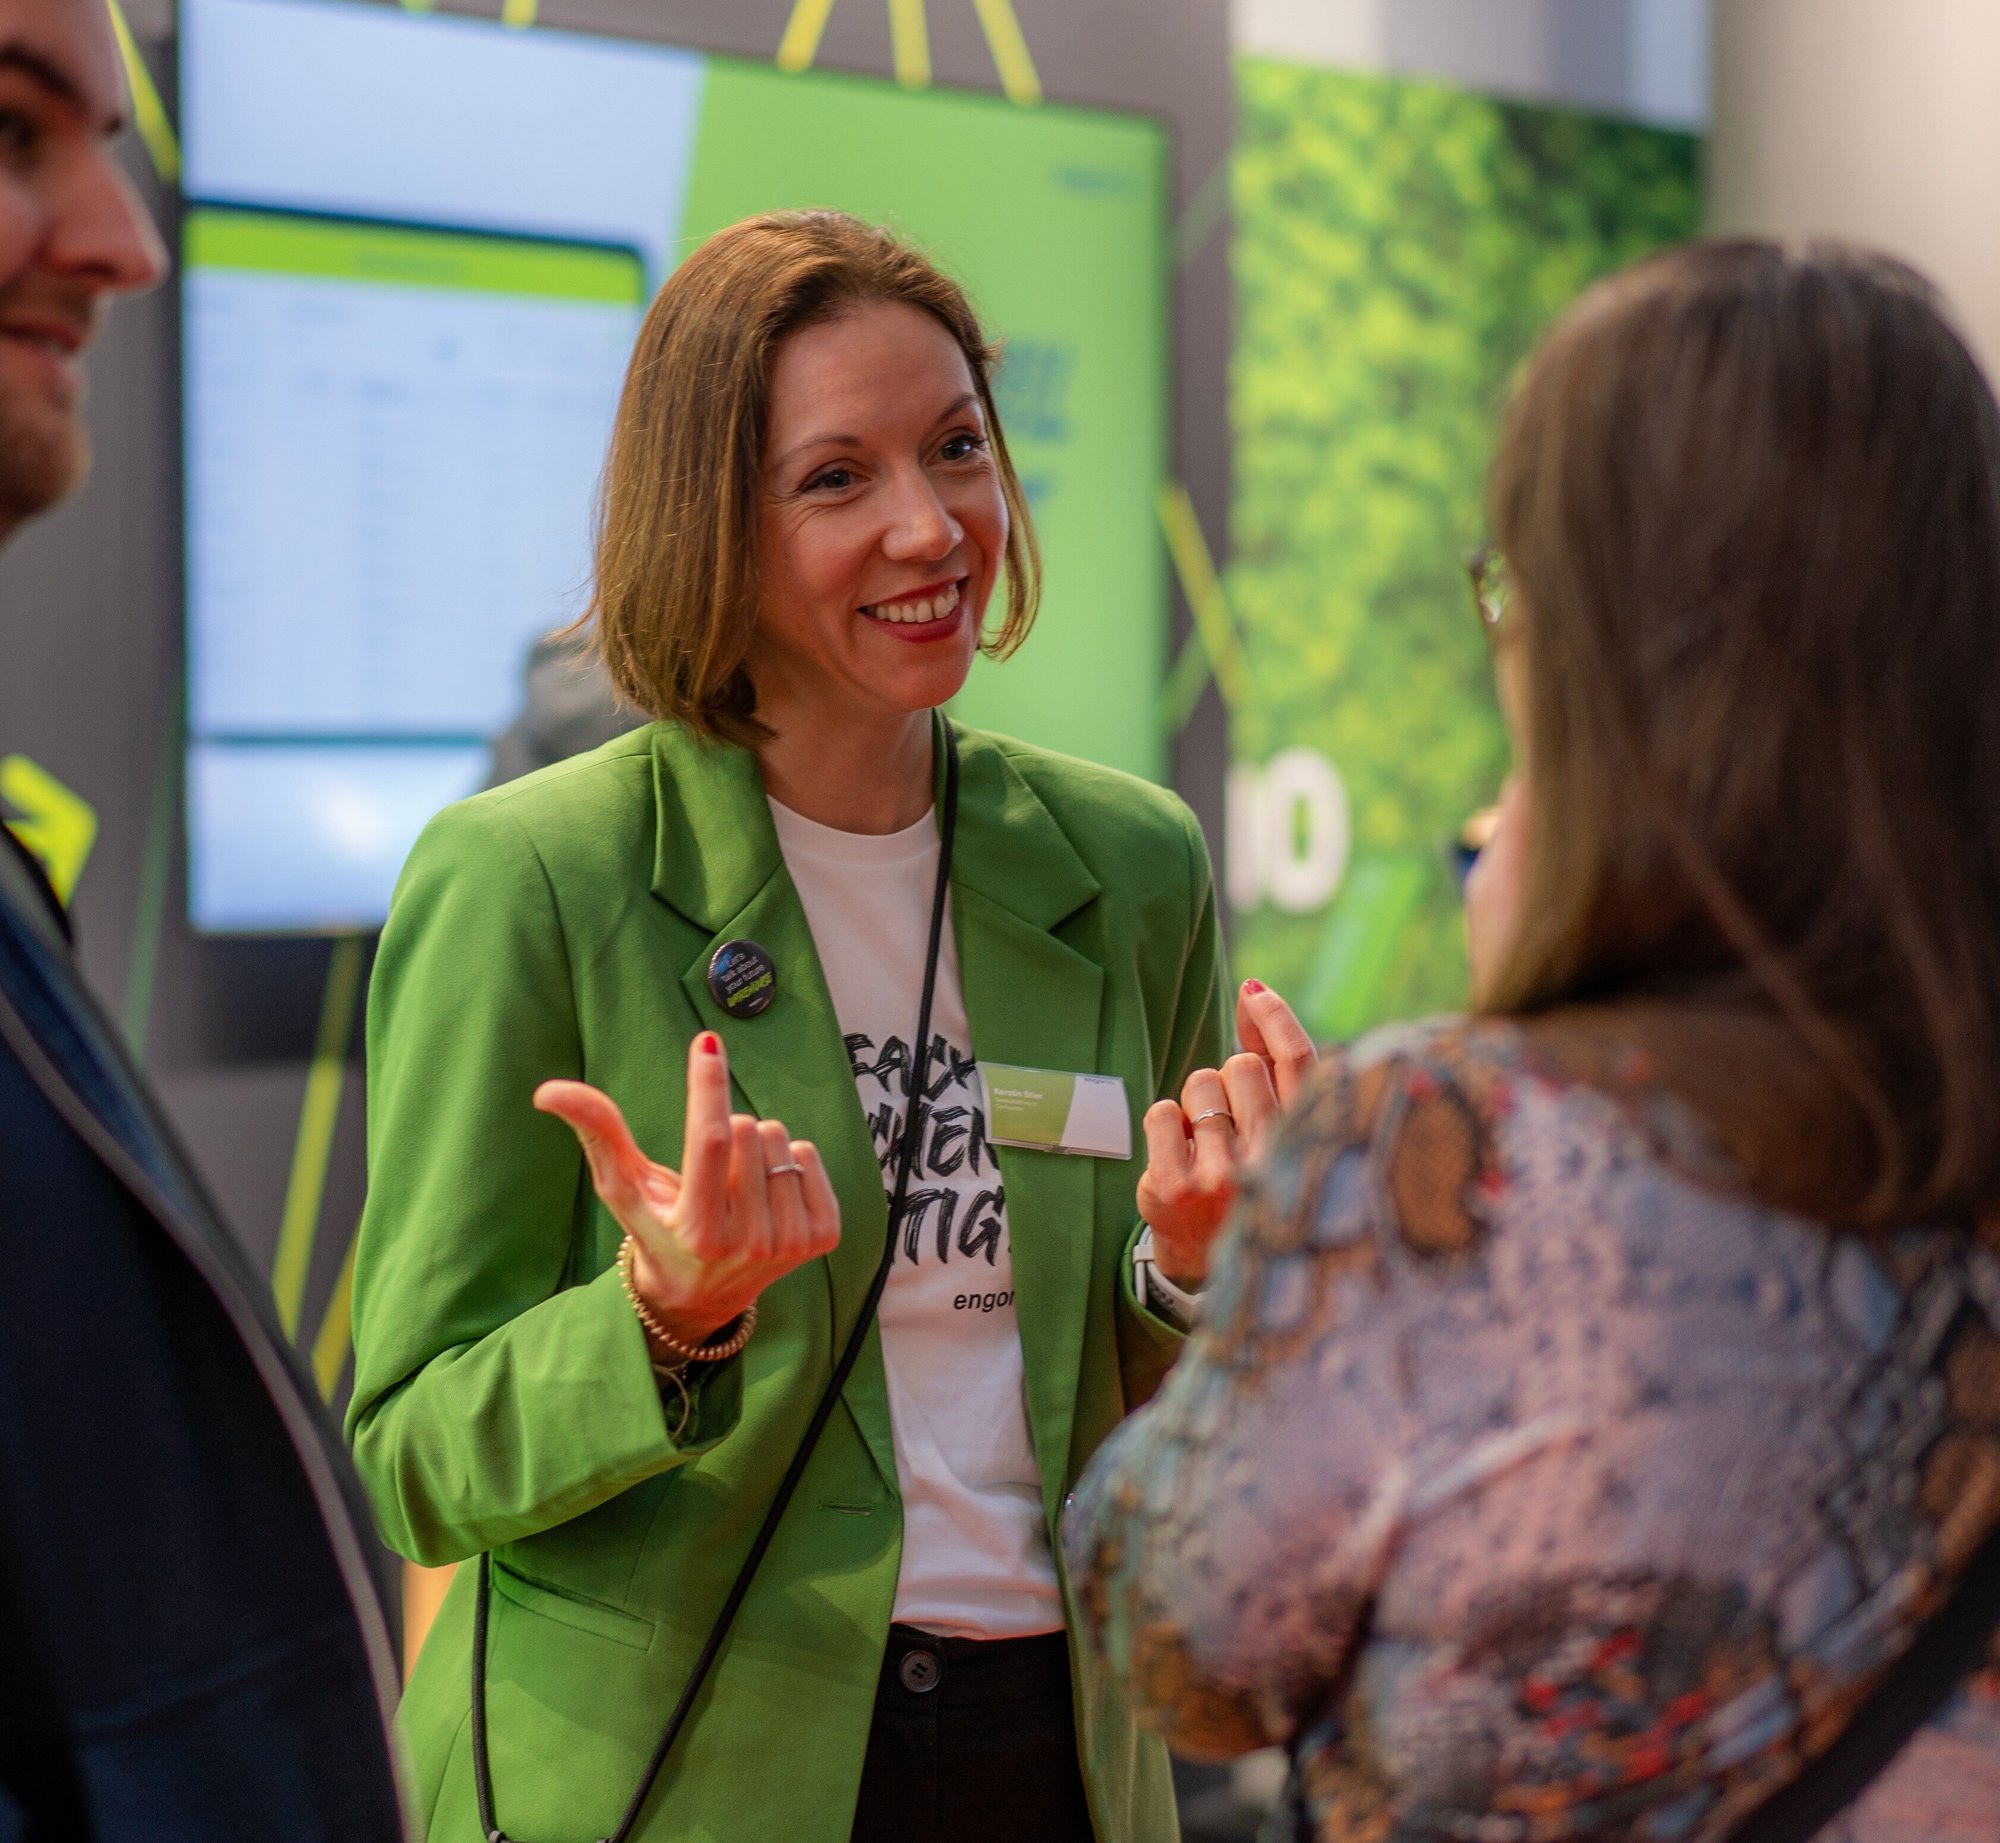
left=180, top=0, right=1169, bottom=932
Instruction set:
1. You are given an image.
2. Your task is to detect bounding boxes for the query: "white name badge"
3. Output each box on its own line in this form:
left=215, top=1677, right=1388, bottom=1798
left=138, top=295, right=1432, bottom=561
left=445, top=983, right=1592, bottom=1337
left=979, top=1064, right=1132, bottom=1160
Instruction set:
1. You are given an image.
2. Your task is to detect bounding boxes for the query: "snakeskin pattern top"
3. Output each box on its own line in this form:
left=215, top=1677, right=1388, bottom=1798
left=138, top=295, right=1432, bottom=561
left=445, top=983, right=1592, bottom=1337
left=1067, top=1016, right=2000, bottom=1842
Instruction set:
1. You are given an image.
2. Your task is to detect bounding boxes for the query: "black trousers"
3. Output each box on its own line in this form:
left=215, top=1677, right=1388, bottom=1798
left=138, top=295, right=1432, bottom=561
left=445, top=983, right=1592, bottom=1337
left=850, top=1625, right=1097, bottom=1843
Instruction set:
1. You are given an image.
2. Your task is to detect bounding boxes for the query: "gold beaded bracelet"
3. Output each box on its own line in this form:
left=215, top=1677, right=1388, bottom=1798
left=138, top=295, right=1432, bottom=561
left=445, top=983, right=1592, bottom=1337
left=616, top=1234, right=758, bottom=1365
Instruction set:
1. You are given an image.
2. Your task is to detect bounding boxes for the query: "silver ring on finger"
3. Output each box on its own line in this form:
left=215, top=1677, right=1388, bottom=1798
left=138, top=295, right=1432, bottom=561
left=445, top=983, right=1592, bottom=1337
left=1191, top=1108, right=1234, bottom=1130
left=767, top=1161, right=805, bottom=1178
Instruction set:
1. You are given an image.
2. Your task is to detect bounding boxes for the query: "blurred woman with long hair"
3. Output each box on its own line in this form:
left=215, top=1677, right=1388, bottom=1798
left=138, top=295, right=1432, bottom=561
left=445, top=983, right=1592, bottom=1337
left=1069, top=241, right=2000, bottom=1841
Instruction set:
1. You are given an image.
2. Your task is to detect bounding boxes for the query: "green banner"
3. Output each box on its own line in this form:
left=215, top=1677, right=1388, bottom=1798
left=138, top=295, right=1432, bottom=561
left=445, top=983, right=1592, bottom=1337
left=1225, top=62, right=1700, bottom=1035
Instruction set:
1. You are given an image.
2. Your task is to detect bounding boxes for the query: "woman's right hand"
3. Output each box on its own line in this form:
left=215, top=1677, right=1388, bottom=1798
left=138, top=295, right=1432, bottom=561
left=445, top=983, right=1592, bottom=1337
left=534, top=1031, right=840, bottom=1352
left=1137, top=980, right=1319, bottom=1288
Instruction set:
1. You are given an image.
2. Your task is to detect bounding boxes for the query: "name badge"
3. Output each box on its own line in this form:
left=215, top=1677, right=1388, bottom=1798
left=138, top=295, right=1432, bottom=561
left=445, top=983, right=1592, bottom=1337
left=980, top=1064, right=1132, bottom=1160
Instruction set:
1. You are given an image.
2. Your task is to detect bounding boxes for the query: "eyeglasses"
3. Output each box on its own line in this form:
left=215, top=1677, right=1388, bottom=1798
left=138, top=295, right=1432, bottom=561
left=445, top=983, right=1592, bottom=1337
left=1465, top=546, right=1510, bottom=636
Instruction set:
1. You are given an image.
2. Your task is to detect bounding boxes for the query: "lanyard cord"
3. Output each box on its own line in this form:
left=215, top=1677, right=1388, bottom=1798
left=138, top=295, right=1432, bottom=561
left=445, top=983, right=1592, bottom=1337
left=472, top=720, right=962, bottom=1843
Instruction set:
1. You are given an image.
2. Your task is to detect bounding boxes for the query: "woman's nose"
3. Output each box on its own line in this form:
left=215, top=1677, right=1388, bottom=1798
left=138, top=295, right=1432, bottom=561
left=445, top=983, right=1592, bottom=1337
left=882, top=475, right=962, bottom=561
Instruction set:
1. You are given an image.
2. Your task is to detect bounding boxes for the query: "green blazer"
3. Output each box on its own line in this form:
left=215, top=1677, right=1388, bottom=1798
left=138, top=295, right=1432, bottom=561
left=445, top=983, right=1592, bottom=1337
left=347, top=717, right=1228, bottom=1843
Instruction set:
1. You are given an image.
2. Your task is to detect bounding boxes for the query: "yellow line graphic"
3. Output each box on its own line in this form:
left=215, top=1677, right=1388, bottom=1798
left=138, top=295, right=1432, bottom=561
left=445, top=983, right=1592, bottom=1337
left=778, top=0, right=840, bottom=72
left=0, top=755, right=99, bottom=905
left=1174, top=153, right=1230, bottom=270
left=777, top=0, right=1038, bottom=105
left=311, top=1226, right=361, bottom=1400
left=501, top=0, right=539, bottom=27
left=272, top=935, right=366, bottom=1340
left=970, top=0, right=1042, bottom=105
left=1158, top=630, right=1214, bottom=736
left=1156, top=483, right=1252, bottom=718
left=888, top=0, right=932, bottom=88
left=107, top=0, right=180, bottom=184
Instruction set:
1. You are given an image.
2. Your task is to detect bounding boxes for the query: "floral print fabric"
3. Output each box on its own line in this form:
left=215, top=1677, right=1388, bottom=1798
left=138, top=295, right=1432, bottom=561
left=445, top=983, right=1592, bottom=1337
left=1067, top=1017, right=2000, bottom=1842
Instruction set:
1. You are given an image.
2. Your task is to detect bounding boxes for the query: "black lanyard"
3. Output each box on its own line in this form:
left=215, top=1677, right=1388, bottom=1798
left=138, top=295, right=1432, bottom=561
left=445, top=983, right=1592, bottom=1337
left=472, top=719, right=962, bottom=1843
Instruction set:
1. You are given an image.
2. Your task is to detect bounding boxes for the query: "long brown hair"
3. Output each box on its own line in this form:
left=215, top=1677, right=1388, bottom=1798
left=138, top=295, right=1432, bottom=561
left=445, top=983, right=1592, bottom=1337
left=584, top=210, right=1040, bottom=747
left=1485, top=240, right=2000, bottom=1225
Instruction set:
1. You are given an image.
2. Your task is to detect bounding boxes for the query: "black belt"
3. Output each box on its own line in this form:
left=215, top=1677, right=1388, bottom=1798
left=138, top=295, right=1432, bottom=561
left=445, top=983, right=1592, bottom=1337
left=876, top=1625, right=1071, bottom=1711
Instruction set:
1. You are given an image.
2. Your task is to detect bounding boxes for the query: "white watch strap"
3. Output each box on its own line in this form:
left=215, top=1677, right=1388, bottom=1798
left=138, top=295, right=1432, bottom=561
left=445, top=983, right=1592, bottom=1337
left=1135, top=1225, right=1205, bottom=1327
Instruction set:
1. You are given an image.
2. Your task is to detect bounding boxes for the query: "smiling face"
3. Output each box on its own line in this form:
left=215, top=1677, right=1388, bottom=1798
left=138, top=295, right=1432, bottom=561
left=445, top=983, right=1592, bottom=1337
left=748, top=299, right=1008, bottom=731
left=0, top=0, right=166, bottom=533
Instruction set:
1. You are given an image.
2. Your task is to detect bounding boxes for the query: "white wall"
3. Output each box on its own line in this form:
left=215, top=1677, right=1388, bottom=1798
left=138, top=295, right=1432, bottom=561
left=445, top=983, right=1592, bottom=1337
left=1234, top=0, right=1709, bottom=129
left=1709, top=0, right=2000, bottom=378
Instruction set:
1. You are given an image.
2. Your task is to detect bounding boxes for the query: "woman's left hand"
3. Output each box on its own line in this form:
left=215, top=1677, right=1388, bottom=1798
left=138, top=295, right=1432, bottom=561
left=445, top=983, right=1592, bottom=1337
left=1137, top=980, right=1317, bottom=1287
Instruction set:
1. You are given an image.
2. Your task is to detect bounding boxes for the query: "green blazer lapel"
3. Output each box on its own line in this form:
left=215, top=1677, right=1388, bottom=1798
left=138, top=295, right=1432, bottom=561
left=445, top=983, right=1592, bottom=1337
left=949, top=728, right=1105, bottom=1522
left=647, top=720, right=780, bottom=939
left=650, top=726, right=898, bottom=1488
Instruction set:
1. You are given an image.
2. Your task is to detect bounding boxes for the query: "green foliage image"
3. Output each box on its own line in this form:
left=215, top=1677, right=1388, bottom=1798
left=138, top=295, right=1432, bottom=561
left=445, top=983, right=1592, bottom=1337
left=1226, top=60, right=1699, bottom=1038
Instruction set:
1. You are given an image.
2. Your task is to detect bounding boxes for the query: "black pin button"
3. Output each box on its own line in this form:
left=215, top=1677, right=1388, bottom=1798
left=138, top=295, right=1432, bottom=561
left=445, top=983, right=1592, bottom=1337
left=707, top=938, right=778, bottom=1019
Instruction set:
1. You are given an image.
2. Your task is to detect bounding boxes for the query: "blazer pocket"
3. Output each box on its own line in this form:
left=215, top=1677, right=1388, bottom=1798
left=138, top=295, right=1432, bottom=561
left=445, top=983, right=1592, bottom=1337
left=489, top=1559, right=657, bottom=1652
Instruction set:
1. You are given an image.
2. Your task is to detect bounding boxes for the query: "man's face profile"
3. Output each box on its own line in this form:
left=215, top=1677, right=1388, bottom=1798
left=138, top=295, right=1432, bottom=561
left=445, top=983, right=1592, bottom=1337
left=0, top=0, right=163, bottom=536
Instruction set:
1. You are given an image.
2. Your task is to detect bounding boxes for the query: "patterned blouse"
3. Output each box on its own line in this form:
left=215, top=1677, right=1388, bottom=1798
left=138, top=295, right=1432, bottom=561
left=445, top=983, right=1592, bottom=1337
left=1067, top=1016, right=2000, bottom=1842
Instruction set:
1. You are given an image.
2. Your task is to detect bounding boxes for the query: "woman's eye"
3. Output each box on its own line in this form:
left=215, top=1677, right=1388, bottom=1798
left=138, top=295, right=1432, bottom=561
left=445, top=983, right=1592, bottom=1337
left=0, top=109, right=43, bottom=162
left=805, top=467, right=855, bottom=493
left=940, top=433, right=989, bottom=463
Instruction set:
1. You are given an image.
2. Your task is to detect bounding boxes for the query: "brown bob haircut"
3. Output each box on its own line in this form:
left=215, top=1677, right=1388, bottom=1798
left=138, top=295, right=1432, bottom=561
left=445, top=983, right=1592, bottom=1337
left=583, top=209, right=1040, bottom=747
left=1486, top=240, right=2000, bottom=1226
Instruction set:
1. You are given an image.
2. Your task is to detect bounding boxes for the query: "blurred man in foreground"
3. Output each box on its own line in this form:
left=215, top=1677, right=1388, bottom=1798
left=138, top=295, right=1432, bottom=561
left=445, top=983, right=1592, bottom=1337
left=0, top=2, right=406, bottom=1835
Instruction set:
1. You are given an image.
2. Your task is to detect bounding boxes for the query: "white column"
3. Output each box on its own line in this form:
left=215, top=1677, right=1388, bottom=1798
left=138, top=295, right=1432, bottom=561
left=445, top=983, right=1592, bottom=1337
left=1709, top=0, right=2000, bottom=377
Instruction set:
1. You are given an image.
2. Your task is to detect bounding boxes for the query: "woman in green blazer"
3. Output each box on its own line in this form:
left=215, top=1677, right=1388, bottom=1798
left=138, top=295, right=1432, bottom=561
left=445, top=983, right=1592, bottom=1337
left=347, top=211, right=1312, bottom=1843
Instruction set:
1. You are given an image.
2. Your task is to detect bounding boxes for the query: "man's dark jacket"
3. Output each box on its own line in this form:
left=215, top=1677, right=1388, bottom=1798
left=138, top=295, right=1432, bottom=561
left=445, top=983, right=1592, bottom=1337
left=0, top=830, right=406, bottom=1840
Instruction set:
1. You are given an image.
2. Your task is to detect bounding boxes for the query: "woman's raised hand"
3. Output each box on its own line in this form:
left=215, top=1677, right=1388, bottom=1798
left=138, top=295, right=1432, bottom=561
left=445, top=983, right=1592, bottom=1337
left=1136, top=980, right=1318, bottom=1288
left=533, top=1032, right=840, bottom=1351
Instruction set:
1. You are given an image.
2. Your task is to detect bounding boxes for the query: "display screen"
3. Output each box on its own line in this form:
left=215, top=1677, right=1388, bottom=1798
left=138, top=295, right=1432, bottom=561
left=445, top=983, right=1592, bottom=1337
left=180, top=0, right=1168, bottom=932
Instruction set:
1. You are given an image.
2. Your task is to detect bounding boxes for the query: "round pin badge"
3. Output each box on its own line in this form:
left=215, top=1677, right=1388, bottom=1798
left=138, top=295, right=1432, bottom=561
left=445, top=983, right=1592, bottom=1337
left=707, top=938, right=778, bottom=1019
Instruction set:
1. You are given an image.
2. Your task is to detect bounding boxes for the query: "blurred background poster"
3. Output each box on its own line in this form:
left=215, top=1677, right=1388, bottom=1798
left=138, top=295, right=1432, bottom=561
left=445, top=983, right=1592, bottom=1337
left=180, top=0, right=1169, bottom=931
left=1222, top=59, right=1699, bottom=1034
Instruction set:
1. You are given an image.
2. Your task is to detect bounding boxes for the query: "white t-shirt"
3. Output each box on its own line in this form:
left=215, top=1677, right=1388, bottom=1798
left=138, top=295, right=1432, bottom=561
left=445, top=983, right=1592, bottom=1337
left=768, top=796, right=1063, bottom=1640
